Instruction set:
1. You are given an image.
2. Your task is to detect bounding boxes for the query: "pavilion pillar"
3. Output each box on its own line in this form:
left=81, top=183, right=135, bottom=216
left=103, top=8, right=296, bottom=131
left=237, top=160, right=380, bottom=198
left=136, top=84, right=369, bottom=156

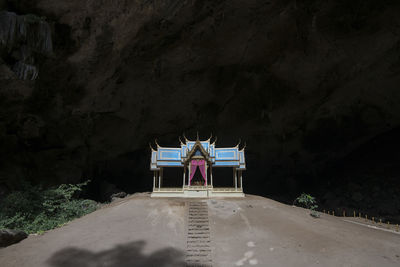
left=233, top=168, right=237, bottom=191
left=240, top=170, right=243, bottom=191
left=233, top=168, right=235, bottom=188
left=205, top=163, right=208, bottom=186
left=158, top=169, right=161, bottom=191
left=183, top=165, right=186, bottom=189
left=153, top=171, right=156, bottom=191
left=161, top=168, right=163, bottom=188
left=210, top=165, right=213, bottom=188
left=234, top=168, right=237, bottom=191
left=188, top=162, right=191, bottom=186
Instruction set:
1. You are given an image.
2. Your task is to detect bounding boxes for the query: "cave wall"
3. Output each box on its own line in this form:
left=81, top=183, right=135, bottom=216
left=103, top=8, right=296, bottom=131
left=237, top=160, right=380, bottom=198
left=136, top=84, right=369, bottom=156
left=1, top=0, right=400, bottom=210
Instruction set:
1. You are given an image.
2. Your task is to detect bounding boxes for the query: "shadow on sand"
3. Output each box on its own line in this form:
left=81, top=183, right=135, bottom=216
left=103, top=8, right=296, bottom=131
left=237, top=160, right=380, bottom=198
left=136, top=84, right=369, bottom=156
left=46, top=240, right=185, bottom=267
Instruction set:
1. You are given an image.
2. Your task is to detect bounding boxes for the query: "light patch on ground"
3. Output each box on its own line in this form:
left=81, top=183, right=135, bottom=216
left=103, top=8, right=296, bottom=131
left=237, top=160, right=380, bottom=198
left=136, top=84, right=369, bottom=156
left=249, top=259, right=258, bottom=265
left=207, top=199, right=241, bottom=219
left=165, top=205, right=185, bottom=235
left=240, top=213, right=252, bottom=232
left=146, top=204, right=184, bottom=235
left=247, top=241, right=255, bottom=247
left=235, top=251, right=258, bottom=266
left=147, top=208, right=160, bottom=226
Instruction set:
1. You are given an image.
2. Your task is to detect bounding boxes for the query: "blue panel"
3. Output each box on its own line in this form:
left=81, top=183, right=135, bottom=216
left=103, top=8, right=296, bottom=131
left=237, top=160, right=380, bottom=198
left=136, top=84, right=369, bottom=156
left=214, top=161, right=240, bottom=166
left=215, top=148, right=239, bottom=160
left=158, top=148, right=181, bottom=160
left=200, top=142, right=209, bottom=151
left=181, top=145, right=187, bottom=157
left=187, top=142, right=195, bottom=151
left=210, top=145, right=215, bottom=157
left=157, top=161, right=183, bottom=167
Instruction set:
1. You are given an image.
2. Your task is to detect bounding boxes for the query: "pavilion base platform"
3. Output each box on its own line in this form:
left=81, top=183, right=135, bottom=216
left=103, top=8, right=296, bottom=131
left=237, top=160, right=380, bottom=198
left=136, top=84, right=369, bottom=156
left=151, top=186, right=245, bottom=198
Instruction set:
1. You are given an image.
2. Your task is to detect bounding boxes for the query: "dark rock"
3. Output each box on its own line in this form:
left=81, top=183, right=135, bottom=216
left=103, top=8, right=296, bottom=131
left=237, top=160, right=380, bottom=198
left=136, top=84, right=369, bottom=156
left=0, top=229, right=28, bottom=247
left=110, top=191, right=127, bottom=200
left=351, top=192, right=363, bottom=203
left=1, top=0, right=400, bottom=219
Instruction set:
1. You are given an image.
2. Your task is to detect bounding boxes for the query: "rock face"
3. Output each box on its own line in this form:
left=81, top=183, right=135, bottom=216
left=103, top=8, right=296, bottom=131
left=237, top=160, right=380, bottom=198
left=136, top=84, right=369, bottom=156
left=111, top=191, right=127, bottom=202
left=0, top=229, right=28, bottom=247
left=0, top=1, right=400, bottom=214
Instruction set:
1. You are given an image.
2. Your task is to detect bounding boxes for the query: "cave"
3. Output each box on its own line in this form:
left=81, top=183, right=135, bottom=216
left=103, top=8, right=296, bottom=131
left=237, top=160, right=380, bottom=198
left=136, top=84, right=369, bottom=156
left=1, top=0, right=400, bottom=224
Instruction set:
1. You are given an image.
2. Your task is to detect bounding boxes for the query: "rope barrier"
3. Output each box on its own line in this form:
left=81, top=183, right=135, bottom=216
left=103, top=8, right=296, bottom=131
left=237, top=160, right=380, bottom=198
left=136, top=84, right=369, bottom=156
left=320, top=208, right=399, bottom=232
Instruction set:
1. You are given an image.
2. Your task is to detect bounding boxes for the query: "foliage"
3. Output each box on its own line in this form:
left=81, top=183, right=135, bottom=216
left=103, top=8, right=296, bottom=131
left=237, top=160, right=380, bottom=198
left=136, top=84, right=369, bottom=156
left=294, top=193, right=320, bottom=218
left=0, top=181, right=98, bottom=234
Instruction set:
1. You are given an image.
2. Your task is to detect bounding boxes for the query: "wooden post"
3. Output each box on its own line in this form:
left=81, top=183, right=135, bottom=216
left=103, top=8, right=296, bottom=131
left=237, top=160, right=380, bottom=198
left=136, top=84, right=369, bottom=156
left=353, top=211, right=356, bottom=217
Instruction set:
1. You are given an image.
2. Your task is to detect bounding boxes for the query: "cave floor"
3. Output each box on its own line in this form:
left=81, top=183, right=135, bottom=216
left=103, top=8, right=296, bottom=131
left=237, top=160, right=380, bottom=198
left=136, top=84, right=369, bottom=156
left=0, top=194, right=399, bottom=267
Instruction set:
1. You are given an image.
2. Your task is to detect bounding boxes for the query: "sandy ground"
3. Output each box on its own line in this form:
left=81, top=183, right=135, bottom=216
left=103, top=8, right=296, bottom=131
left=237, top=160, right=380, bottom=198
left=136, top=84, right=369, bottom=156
left=0, top=194, right=399, bottom=267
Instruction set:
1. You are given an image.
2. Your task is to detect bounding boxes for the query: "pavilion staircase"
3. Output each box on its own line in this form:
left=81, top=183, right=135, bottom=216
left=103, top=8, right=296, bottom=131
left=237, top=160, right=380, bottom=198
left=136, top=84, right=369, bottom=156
left=186, top=201, right=212, bottom=267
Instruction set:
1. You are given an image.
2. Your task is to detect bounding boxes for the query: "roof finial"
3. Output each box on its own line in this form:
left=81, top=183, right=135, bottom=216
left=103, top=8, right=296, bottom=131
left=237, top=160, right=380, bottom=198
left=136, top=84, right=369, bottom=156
left=242, top=141, right=247, bottom=150
left=213, top=136, right=217, bottom=144
left=196, top=131, right=199, bottom=141
left=179, top=136, right=184, bottom=145
left=155, top=139, right=160, bottom=147
left=183, top=132, right=189, bottom=142
left=236, top=138, right=241, bottom=148
left=208, top=133, right=212, bottom=141
left=149, top=142, right=155, bottom=151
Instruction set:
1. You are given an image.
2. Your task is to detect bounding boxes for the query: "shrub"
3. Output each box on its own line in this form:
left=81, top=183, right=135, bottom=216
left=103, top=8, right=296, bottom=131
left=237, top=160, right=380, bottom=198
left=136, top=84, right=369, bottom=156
left=0, top=181, right=98, bottom=234
left=294, top=193, right=320, bottom=218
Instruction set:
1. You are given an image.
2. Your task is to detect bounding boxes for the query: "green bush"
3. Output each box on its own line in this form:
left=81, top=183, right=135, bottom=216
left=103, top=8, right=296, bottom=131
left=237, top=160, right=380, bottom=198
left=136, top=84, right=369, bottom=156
left=0, top=181, right=98, bottom=233
left=294, top=193, right=320, bottom=218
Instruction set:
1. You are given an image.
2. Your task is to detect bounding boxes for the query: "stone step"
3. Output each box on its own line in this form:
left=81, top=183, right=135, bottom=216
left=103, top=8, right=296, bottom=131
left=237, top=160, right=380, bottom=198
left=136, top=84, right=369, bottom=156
left=186, top=201, right=212, bottom=267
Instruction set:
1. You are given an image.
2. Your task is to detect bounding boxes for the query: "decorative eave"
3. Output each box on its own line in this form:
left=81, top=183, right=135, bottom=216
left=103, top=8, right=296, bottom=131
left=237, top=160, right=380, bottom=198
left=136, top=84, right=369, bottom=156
left=184, top=140, right=212, bottom=164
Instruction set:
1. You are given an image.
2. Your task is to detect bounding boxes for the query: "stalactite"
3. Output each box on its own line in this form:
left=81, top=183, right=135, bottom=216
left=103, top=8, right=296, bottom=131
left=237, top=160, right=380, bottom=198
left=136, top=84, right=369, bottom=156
left=12, top=61, right=38, bottom=80
left=0, top=11, right=27, bottom=51
left=0, top=11, right=53, bottom=80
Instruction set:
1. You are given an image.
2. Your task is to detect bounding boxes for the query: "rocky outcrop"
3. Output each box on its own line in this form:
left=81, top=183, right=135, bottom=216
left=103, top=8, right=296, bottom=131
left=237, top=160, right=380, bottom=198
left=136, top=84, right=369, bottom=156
left=0, top=11, right=52, bottom=80
left=0, top=0, right=399, bottom=215
left=0, top=229, right=28, bottom=247
left=111, top=191, right=127, bottom=202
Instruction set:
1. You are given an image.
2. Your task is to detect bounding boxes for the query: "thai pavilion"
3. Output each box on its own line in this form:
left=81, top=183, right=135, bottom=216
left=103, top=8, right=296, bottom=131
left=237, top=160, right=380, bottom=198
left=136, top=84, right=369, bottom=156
left=150, top=134, right=246, bottom=197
